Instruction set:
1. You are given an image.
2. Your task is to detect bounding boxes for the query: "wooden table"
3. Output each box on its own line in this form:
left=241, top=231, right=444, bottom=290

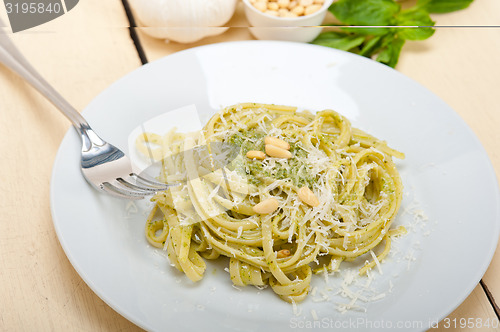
left=0, top=1, right=499, bottom=331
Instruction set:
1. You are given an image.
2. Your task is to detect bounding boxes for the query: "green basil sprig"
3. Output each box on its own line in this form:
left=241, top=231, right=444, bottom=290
left=312, top=0, right=473, bottom=68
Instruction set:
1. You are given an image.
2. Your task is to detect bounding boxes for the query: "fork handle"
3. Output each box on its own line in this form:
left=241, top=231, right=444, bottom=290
left=0, top=25, right=104, bottom=151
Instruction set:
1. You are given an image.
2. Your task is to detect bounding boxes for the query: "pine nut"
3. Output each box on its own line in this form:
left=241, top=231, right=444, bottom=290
left=265, top=144, right=292, bottom=159
left=304, top=4, right=322, bottom=15
left=267, top=2, right=279, bottom=10
left=298, top=186, right=319, bottom=207
left=278, top=8, right=289, bottom=16
left=264, top=136, right=290, bottom=150
left=253, top=198, right=279, bottom=214
left=251, top=0, right=321, bottom=17
left=276, top=249, right=291, bottom=258
left=277, top=0, right=290, bottom=8
left=291, top=5, right=304, bottom=15
left=246, top=150, right=266, bottom=160
left=254, top=1, right=268, bottom=12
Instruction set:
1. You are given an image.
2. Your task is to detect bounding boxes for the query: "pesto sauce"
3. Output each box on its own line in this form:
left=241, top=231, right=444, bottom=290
left=226, top=130, right=315, bottom=188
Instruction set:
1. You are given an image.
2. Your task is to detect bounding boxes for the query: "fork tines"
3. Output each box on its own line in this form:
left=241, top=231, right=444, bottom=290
left=101, top=173, right=173, bottom=199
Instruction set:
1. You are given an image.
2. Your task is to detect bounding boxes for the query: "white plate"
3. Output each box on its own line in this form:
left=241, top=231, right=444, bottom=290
left=51, top=41, right=500, bottom=332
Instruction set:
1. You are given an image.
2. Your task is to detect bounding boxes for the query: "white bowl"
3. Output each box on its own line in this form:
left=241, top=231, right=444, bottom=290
left=242, top=0, right=333, bottom=42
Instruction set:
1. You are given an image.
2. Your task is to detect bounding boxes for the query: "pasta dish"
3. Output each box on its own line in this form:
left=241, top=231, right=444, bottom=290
left=137, top=103, right=405, bottom=303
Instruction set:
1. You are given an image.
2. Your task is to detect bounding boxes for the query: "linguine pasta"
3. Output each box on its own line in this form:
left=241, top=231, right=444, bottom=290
left=139, top=103, right=405, bottom=303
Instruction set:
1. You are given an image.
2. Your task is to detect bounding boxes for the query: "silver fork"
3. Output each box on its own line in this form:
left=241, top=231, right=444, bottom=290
left=0, top=26, right=173, bottom=199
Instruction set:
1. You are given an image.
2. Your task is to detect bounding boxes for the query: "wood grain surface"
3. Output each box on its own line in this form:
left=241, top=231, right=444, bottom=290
left=0, top=0, right=498, bottom=331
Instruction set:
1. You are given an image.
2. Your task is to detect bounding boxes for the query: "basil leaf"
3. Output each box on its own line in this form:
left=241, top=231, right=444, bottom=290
left=311, top=32, right=365, bottom=51
left=397, top=27, right=434, bottom=41
left=376, top=37, right=405, bottom=68
left=331, top=0, right=400, bottom=26
left=417, top=0, right=474, bottom=13
left=396, top=8, right=435, bottom=40
left=341, top=27, right=391, bottom=36
left=314, top=0, right=473, bottom=68
left=359, top=35, right=384, bottom=57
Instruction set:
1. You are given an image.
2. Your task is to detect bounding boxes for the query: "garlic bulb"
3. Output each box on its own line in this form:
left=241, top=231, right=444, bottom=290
left=129, top=0, right=238, bottom=43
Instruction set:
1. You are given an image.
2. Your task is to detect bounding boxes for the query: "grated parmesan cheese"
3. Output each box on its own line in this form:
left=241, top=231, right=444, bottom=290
left=311, top=309, right=319, bottom=321
left=370, top=250, right=383, bottom=275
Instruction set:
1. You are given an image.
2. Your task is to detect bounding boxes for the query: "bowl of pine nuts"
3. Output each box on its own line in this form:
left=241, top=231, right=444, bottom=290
left=242, top=0, right=333, bottom=42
